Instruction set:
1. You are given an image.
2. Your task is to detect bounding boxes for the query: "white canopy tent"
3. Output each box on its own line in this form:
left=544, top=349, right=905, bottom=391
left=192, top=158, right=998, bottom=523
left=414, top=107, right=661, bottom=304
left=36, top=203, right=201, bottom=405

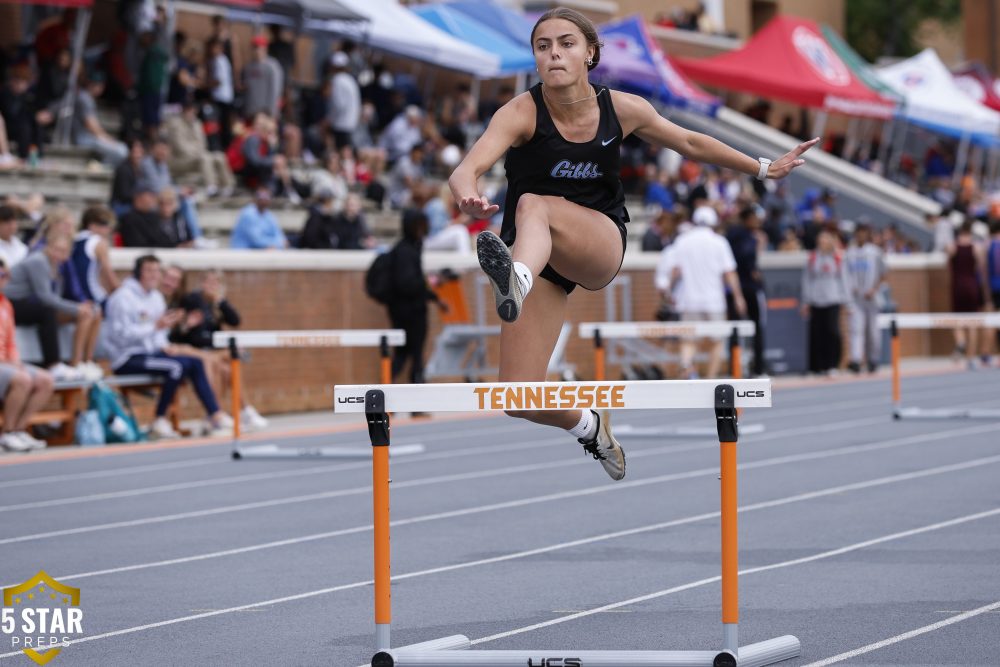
left=876, top=48, right=1000, bottom=139
left=310, top=0, right=501, bottom=77
left=876, top=48, right=1000, bottom=186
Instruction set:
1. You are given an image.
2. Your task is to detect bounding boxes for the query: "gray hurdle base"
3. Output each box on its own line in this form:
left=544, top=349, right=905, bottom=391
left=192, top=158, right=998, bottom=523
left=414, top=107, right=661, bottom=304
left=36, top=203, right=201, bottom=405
left=617, top=422, right=766, bottom=438
left=374, top=635, right=802, bottom=666
left=233, top=443, right=426, bottom=460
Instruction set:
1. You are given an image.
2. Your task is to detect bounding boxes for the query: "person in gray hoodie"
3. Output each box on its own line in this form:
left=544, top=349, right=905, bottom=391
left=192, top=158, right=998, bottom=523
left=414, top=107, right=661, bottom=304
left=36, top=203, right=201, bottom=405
left=801, top=227, right=851, bottom=375
left=845, top=223, right=887, bottom=373
left=103, top=255, right=232, bottom=439
left=4, top=231, right=101, bottom=381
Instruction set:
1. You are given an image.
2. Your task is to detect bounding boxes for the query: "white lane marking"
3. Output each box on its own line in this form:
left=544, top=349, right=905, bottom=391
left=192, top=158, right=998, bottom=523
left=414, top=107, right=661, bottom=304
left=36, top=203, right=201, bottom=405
left=2, top=417, right=997, bottom=547
left=0, top=457, right=221, bottom=489
left=467, top=508, right=1000, bottom=647
left=0, top=376, right=973, bottom=491
left=800, top=600, right=1000, bottom=666
left=3, top=490, right=998, bottom=661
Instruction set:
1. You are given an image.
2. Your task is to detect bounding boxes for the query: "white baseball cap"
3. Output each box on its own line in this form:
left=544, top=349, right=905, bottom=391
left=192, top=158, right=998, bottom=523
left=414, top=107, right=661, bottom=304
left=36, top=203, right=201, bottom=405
left=692, top=205, right=719, bottom=227
left=331, top=52, right=350, bottom=68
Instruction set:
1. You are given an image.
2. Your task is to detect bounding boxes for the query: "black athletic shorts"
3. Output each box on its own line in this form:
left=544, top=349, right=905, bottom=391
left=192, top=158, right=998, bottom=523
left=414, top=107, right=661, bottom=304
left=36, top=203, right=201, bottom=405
left=539, top=214, right=628, bottom=294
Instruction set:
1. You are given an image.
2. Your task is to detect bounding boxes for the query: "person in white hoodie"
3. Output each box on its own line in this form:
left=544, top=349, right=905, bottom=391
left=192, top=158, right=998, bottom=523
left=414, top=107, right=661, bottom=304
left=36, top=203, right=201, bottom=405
left=103, top=255, right=232, bottom=439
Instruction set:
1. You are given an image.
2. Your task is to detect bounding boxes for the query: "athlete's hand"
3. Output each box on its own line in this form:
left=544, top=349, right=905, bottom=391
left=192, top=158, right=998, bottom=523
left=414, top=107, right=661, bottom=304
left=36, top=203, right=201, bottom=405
left=458, top=195, right=499, bottom=218
left=767, top=138, right=820, bottom=179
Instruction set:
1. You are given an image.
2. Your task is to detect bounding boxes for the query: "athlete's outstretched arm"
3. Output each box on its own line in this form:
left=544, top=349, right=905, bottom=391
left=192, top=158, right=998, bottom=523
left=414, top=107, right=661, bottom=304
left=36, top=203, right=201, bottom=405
left=449, top=95, right=533, bottom=218
left=613, top=92, right=818, bottom=179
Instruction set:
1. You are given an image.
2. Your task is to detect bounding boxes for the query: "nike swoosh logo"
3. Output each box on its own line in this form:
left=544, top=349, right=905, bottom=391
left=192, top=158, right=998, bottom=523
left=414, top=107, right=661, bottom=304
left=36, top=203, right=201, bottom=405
left=601, top=137, right=616, bottom=146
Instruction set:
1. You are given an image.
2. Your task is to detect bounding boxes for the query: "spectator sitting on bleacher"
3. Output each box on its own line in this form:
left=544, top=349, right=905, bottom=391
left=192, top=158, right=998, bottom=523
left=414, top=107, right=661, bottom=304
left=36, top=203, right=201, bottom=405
left=231, top=188, right=287, bottom=249
left=232, top=112, right=277, bottom=192
left=157, top=188, right=195, bottom=248
left=71, top=206, right=119, bottom=309
left=379, top=105, right=424, bottom=165
left=0, top=65, right=44, bottom=162
left=0, top=257, right=53, bottom=452
left=388, top=144, right=426, bottom=209
left=299, top=191, right=372, bottom=250
left=104, top=255, right=233, bottom=439
left=0, top=206, right=28, bottom=268
left=422, top=182, right=472, bottom=253
left=141, top=138, right=203, bottom=242
left=110, top=139, right=146, bottom=218
left=119, top=185, right=177, bottom=248
left=159, top=263, right=186, bottom=310
left=169, top=269, right=267, bottom=430
left=71, top=71, right=128, bottom=167
left=166, top=99, right=235, bottom=198
left=5, top=231, right=102, bottom=382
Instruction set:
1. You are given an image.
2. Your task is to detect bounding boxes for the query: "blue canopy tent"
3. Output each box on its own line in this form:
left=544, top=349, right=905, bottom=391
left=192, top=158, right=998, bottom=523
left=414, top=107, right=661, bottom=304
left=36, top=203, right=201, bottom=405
left=411, top=3, right=534, bottom=75
left=596, top=16, right=719, bottom=116
left=444, top=0, right=535, bottom=47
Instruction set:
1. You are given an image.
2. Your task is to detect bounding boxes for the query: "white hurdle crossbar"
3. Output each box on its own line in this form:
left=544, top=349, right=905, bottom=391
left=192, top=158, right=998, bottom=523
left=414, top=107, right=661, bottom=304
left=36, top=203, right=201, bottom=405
left=579, top=321, right=763, bottom=438
left=335, top=378, right=800, bottom=667
left=878, top=313, right=1000, bottom=420
left=212, top=329, right=425, bottom=460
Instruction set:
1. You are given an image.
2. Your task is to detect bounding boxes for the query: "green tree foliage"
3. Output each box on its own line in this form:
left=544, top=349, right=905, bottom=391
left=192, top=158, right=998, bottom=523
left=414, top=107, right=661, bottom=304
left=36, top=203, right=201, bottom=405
left=846, top=0, right=962, bottom=62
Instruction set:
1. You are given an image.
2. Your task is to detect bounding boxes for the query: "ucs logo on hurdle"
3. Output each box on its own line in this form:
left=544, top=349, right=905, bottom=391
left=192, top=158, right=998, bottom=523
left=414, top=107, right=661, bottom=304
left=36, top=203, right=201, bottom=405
left=527, top=659, right=582, bottom=667
left=1, top=571, right=83, bottom=665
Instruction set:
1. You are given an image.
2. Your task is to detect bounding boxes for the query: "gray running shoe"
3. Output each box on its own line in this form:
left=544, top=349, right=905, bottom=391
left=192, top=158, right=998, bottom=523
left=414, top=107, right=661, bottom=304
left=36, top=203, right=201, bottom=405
left=477, top=231, right=524, bottom=323
left=578, top=410, right=626, bottom=480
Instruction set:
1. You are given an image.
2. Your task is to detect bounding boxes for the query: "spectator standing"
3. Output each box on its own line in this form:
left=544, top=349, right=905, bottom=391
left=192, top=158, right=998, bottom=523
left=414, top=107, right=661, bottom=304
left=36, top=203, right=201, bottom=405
left=231, top=189, right=287, bottom=249
left=328, top=51, right=361, bottom=150
left=0, top=206, right=29, bottom=269
left=0, top=258, right=53, bottom=452
left=4, top=232, right=101, bottom=381
left=801, top=228, right=851, bottom=375
left=241, top=34, right=283, bottom=120
left=110, top=140, right=147, bottom=218
left=137, top=30, right=169, bottom=138
left=166, top=100, right=235, bottom=197
left=948, top=221, right=988, bottom=368
left=71, top=73, right=128, bottom=167
left=104, top=255, right=232, bottom=439
left=988, top=220, right=1000, bottom=360
left=726, top=205, right=768, bottom=375
left=384, top=210, right=445, bottom=385
left=70, top=207, right=119, bottom=308
left=656, top=206, right=746, bottom=378
left=206, top=37, right=235, bottom=150
left=845, top=223, right=887, bottom=373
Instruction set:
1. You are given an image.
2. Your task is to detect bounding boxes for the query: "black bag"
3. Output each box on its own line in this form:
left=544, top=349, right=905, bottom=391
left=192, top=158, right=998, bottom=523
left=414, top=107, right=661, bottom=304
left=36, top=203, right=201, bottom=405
left=365, top=249, right=395, bottom=304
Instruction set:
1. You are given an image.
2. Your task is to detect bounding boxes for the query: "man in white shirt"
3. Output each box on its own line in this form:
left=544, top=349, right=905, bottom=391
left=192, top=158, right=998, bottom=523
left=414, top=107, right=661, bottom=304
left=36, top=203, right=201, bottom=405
left=0, top=206, right=27, bottom=268
left=656, top=206, right=746, bottom=378
left=328, top=52, right=360, bottom=150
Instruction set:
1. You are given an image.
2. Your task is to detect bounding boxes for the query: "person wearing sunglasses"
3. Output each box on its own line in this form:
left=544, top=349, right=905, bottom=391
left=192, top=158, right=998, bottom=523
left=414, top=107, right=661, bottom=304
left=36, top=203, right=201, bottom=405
left=0, top=258, right=54, bottom=451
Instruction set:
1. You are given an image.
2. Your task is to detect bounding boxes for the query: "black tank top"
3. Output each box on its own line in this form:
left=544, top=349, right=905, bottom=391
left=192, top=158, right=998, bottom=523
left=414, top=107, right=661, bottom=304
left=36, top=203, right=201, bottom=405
left=500, top=83, right=627, bottom=245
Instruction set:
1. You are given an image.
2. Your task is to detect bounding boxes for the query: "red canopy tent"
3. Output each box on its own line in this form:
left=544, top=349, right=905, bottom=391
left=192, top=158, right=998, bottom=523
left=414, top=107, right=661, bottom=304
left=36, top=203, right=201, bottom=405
left=952, top=62, right=1000, bottom=113
left=676, top=15, right=895, bottom=119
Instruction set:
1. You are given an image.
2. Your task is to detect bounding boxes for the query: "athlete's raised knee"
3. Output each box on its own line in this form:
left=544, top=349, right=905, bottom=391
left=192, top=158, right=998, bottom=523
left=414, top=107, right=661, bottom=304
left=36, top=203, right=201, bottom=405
left=515, top=193, right=549, bottom=221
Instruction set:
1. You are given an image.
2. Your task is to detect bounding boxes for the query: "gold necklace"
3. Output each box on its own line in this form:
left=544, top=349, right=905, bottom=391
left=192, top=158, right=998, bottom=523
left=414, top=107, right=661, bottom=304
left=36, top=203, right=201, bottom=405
left=541, top=85, right=604, bottom=105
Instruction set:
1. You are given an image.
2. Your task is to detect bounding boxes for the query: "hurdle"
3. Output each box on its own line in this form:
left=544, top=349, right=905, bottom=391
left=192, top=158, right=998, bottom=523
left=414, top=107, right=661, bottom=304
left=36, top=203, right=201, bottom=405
left=334, top=378, right=800, bottom=667
left=213, top=329, right=426, bottom=460
left=881, top=313, right=1000, bottom=420
left=580, top=321, right=765, bottom=437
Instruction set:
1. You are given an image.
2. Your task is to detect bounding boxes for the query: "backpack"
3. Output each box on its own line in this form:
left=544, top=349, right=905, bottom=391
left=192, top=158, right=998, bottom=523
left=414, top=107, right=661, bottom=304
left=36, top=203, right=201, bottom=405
left=74, top=409, right=106, bottom=446
left=365, top=248, right=396, bottom=305
left=88, top=381, right=144, bottom=444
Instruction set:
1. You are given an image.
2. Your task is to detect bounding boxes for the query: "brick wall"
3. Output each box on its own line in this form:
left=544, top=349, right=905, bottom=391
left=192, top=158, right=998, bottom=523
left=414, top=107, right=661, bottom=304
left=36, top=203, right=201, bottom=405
left=107, top=250, right=961, bottom=418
